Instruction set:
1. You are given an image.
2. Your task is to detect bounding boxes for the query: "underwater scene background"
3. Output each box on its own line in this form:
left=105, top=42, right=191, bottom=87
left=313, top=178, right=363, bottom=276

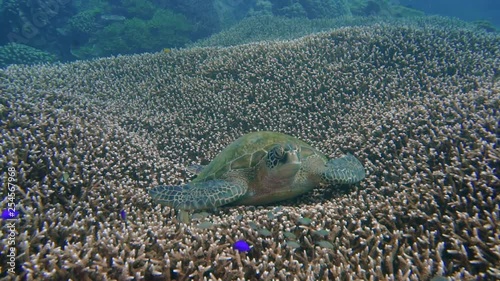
left=0, top=0, right=499, bottom=280
left=0, top=0, right=499, bottom=66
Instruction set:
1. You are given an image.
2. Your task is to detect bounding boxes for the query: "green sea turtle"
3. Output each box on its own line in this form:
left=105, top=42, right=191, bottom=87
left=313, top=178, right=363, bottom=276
left=149, top=131, right=365, bottom=211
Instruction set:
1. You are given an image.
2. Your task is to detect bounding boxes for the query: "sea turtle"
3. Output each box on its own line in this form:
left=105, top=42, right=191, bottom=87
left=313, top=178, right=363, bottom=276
left=149, top=131, right=365, bottom=211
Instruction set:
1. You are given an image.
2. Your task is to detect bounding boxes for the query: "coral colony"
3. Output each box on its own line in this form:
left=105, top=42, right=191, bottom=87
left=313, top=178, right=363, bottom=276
left=0, top=19, right=499, bottom=280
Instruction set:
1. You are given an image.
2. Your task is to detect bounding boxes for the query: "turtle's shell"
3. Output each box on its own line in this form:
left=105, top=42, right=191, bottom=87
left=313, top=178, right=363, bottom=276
left=194, top=131, right=326, bottom=182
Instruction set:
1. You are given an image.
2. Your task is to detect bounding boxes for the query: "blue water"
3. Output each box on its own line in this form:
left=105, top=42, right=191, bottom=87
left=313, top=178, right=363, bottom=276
left=400, top=0, right=500, bottom=26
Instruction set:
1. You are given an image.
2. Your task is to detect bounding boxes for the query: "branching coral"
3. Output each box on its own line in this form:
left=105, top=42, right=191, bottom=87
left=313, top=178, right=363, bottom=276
left=0, top=42, right=56, bottom=68
left=1, top=19, right=499, bottom=280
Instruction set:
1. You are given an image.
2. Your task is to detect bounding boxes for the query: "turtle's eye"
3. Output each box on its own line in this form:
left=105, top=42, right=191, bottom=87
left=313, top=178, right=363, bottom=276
left=275, top=146, right=286, bottom=159
left=267, top=145, right=285, bottom=168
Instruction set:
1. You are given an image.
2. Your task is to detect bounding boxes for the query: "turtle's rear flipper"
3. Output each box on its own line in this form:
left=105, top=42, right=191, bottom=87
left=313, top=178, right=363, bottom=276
left=149, top=179, right=247, bottom=210
left=322, top=153, right=366, bottom=185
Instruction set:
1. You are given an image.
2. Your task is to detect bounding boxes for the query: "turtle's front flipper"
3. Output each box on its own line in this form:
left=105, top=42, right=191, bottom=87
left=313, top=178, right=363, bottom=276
left=149, top=179, right=248, bottom=210
left=186, top=164, right=205, bottom=175
left=322, top=153, right=366, bottom=185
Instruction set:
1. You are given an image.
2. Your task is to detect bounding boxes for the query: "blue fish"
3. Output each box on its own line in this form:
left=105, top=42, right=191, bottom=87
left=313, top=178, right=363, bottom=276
left=1, top=209, right=19, bottom=220
left=120, top=210, right=127, bottom=220
left=233, top=240, right=250, bottom=252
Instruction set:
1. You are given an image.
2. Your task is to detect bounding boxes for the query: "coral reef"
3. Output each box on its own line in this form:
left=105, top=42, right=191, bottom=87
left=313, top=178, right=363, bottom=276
left=191, top=15, right=471, bottom=48
left=163, top=0, right=221, bottom=36
left=267, top=0, right=352, bottom=18
left=213, top=0, right=256, bottom=28
left=191, top=15, right=374, bottom=48
left=63, top=9, right=102, bottom=35
left=71, top=9, right=193, bottom=59
left=0, top=20, right=499, bottom=280
left=0, top=0, right=431, bottom=65
left=472, top=20, right=498, bottom=33
left=0, top=0, right=73, bottom=46
left=249, top=0, right=274, bottom=16
left=121, top=0, right=156, bottom=19
left=298, top=0, right=351, bottom=18
left=0, top=43, right=56, bottom=68
left=349, top=0, right=424, bottom=17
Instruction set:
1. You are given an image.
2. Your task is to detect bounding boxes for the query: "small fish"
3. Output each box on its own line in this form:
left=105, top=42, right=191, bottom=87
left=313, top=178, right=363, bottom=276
left=100, top=14, right=126, bottom=21
left=233, top=240, right=250, bottom=252
left=1, top=209, right=19, bottom=220
left=163, top=48, right=171, bottom=54
left=60, top=171, right=70, bottom=183
left=119, top=210, right=126, bottom=220
left=197, top=221, right=214, bottom=229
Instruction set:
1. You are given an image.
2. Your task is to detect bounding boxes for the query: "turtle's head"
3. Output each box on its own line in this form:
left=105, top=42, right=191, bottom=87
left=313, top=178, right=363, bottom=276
left=266, top=143, right=301, bottom=178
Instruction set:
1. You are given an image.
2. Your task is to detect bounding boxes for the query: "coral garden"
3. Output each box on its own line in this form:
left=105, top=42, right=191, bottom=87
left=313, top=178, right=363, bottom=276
left=0, top=43, right=56, bottom=68
left=0, top=18, right=499, bottom=281
left=0, top=0, right=433, bottom=65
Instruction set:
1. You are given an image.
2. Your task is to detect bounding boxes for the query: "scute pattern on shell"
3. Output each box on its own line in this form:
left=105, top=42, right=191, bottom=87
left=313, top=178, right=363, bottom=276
left=193, top=131, right=323, bottom=182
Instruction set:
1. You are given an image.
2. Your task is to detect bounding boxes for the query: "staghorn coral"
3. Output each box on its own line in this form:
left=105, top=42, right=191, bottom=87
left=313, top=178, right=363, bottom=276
left=191, top=15, right=473, bottom=48
left=63, top=9, right=102, bottom=35
left=0, top=19, right=499, bottom=281
left=0, top=43, right=56, bottom=68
